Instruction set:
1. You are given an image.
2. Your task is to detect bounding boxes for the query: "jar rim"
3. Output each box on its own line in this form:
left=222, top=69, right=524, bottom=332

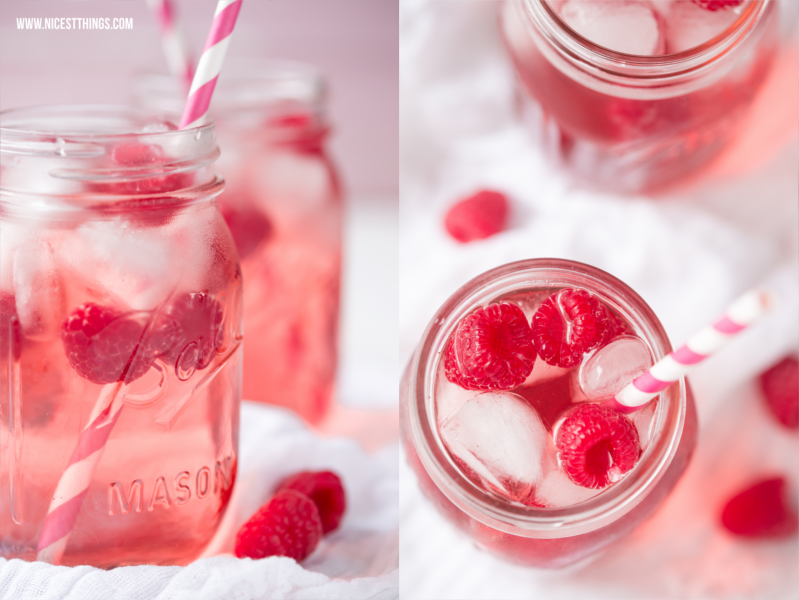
left=518, top=0, right=771, bottom=81
left=407, top=259, right=686, bottom=538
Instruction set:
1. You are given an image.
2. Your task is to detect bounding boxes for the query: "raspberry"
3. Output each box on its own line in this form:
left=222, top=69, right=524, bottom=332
left=219, top=203, right=273, bottom=260
left=444, top=303, right=536, bottom=391
left=160, top=293, right=224, bottom=373
left=608, top=310, right=634, bottom=340
left=444, top=190, right=509, bottom=243
left=88, top=142, right=193, bottom=198
left=235, top=490, right=323, bottom=561
left=61, top=303, right=153, bottom=385
left=532, top=289, right=613, bottom=368
left=691, top=0, right=743, bottom=10
left=720, top=477, right=798, bottom=538
left=556, top=403, right=640, bottom=489
left=759, top=356, right=799, bottom=430
left=276, top=471, right=346, bottom=534
left=0, top=293, right=22, bottom=361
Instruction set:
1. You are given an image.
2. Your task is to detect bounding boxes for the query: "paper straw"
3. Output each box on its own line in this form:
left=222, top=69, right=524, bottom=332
left=36, top=382, right=125, bottom=564
left=609, top=290, right=773, bottom=414
left=147, top=0, right=195, bottom=88
left=178, top=0, right=243, bottom=129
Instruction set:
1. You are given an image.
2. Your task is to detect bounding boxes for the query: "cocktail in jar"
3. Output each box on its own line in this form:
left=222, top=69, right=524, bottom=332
left=400, top=259, right=697, bottom=568
left=500, top=0, right=778, bottom=192
left=139, top=61, right=342, bottom=425
left=0, top=106, right=242, bottom=567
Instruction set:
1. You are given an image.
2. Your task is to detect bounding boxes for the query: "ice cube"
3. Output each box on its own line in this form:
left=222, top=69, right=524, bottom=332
left=579, top=337, right=652, bottom=400
left=631, top=397, right=658, bottom=448
left=435, top=372, right=475, bottom=425
left=13, top=237, right=64, bottom=341
left=440, top=391, right=549, bottom=502
left=559, top=1, right=665, bottom=56
left=664, top=0, right=742, bottom=54
left=140, top=121, right=178, bottom=133
left=535, top=463, right=602, bottom=507
left=55, top=220, right=179, bottom=311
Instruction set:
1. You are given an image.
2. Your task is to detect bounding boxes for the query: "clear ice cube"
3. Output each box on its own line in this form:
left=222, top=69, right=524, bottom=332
left=578, top=336, right=652, bottom=400
left=440, top=391, right=549, bottom=502
left=534, top=463, right=602, bottom=507
left=13, top=237, right=64, bottom=341
left=663, top=0, right=742, bottom=54
left=558, top=0, right=665, bottom=56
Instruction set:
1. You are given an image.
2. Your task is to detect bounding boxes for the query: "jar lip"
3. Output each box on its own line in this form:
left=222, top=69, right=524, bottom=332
left=407, top=259, right=686, bottom=536
left=0, top=105, right=212, bottom=145
left=521, top=0, right=769, bottom=77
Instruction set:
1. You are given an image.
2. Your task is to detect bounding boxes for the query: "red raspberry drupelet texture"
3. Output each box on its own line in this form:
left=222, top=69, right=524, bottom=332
left=61, top=303, right=154, bottom=385
left=444, top=303, right=536, bottom=391
left=159, top=292, right=224, bottom=374
left=759, top=356, right=799, bottom=430
left=556, top=403, right=640, bottom=489
left=277, top=471, right=346, bottom=534
left=532, top=289, right=615, bottom=368
left=720, top=477, right=798, bottom=538
left=235, top=490, right=323, bottom=561
left=691, top=0, right=743, bottom=10
left=444, top=190, right=509, bottom=243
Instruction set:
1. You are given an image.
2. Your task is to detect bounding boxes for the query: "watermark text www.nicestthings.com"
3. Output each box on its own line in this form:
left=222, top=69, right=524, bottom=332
left=16, top=17, right=133, bottom=30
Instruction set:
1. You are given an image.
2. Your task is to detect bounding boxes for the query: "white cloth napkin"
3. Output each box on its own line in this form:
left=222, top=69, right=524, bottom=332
left=399, top=1, right=799, bottom=598
left=0, top=403, right=399, bottom=600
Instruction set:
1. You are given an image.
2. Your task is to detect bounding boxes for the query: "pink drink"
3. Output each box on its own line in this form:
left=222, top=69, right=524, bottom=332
left=400, top=260, right=698, bottom=568
left=500, top=0, right=778, bottom=192
left=140, top=63, right=342, bottom=424
left=0, top=106, right=241, bottom=567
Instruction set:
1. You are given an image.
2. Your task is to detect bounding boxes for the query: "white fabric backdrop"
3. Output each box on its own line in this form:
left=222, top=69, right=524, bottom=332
left=399, top=1, right=799, bottom=598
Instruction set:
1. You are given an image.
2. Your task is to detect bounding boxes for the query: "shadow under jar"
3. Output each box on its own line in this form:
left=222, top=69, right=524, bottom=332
left=138, top=61, right=343, bottom=425
left=400, top=259, right=698, bottom=568
left=0, top=106, right=242, bottom=567
left=499, top=0, right=778, bottom=193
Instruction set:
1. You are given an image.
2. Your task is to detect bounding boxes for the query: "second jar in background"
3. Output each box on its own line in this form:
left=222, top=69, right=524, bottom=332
left=140, top=61, right=343, bottom=425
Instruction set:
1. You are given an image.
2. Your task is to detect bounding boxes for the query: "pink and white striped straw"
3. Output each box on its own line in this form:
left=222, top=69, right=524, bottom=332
left=147, top=0, right=195, bottom=88
left=609, top=290, right=773, bottom=414
left=36, top=383, right=125, bottom=564
left=178, top=0, right=243, bottom=129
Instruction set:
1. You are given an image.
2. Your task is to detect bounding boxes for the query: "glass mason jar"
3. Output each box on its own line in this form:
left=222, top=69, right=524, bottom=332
left=400, top=259, right=698, bottom=568
left=138, top=61, right=342, bottom=425
left=499, top=0, right=778, bottom=193
left=0, top=106, right=242, bottom=567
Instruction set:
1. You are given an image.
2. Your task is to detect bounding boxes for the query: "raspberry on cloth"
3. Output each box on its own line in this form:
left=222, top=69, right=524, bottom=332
left=0, top=404, right=399, bottom=599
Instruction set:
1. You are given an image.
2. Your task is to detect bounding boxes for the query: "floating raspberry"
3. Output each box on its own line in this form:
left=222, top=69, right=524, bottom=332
left=759, top=356, right=799, bottom=430
left=61, top=303, right=153, bottom=385
left=444, top=303, right=536, bottom=391
left=220, top=203, right=273, bottom=260
left=0, top=293, right=22, bottom=361
left=556, top=403, right=640, bottom=489
left=720, top=477, right=798, bottom=538
left=532, top=289, right=613, bottom=368
left=444, top=190, right=509, bottom=243
left=160, top=292, right=224, bottom=373
left=277, top=471, right=346, bottom=534
left=691, top=0, right=743, bottom=10
left=608, top=309, right=634, bottom=340
left=235, top=490, right=323, bottom=561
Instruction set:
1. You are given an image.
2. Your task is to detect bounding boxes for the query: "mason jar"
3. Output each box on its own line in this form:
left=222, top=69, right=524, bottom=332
left=400, top=259, right=698, bottom=568
left=500, top=0, right=778, bottom=192
left=0, top=105, right=242, bottom=567
left=138, top=60, right=343, bottom=425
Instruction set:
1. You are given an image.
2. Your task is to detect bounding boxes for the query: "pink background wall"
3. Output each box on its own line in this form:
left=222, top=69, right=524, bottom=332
left=0, top=0, right=398, bottom=197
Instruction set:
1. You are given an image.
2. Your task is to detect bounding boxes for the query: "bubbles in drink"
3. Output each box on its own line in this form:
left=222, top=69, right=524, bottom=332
left=557, top=1, right=665, bottom=56
left=578, top=336, right=653, bottom=401
left=440, top=391, right=549, bottom=502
